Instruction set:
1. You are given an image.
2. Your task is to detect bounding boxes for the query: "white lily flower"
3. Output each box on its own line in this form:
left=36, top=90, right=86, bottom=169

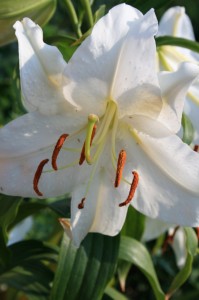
left=157, top=6, right=199, bottom=143
left=143, top=218, right=186, bottom=269
left=1, top=4, right=199, bottom=246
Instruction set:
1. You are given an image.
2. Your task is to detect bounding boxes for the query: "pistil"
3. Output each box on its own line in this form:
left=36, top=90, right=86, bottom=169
left=79, top=125, right=97, bottom=165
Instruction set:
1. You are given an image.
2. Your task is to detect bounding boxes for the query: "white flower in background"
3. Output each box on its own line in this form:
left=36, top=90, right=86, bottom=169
left=0, top=4, right=199, bottom=246
left=143, top=218, right=186, bottom=269
left=8, top=217, right=33, bottom=245
left=157, top=6, right=199, bottom=143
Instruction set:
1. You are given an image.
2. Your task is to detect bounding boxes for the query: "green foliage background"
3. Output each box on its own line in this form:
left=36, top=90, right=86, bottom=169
left=0, top=1, right=199, bottom=299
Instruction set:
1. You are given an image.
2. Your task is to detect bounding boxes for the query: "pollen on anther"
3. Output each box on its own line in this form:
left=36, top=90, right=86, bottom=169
left=52, top=134, right=69, bottom=170
left=114, top=149, right=127, bottom=188
left=119, top=171, right=139, bottom=207
left=194, top=145, right=199, bottom=152
left=33, top=159, right=49, bottom=196
left=79, top=125, right=97, bottom=165
left=78, top=197, right=86, bottom=209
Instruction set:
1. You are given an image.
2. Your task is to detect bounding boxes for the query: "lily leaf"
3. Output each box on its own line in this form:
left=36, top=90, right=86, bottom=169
left=0, top=0, right=56, bottom=46
left=50, top=233, right=120, bottom=300
left=119, top=236, right=165, bottom=300
left=156, top=36, right=199, bottom=54
left=121, top=206, right=145, bottom=240
left=181, top=113, right=194, bottom=145
left=166, top=228, right=198, bottom=299
left=0, top=195, right=22, bottom=266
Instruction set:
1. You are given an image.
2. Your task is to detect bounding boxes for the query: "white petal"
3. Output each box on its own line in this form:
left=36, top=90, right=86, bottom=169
left=71, top=167, right=128, bottom=247
left=142, top=218, right=171, bottom=241
left=0, top=111, right=86, bottom=158
left=14, top=18, right=71, bottom=114
left=63, top=5, right=161, bottom=118
left=158, top=7, right=195, bottom=40
left=117, top=128, right=199, bottom=226
left=0, top=112, right=88, bottom=197
left=185, top=86, right=199, bottom=144
left=158, top=62, right=199, bottom=133
left=171, top=227, right=186, bottom=268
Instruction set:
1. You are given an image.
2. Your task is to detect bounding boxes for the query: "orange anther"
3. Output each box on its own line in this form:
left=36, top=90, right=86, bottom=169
left=119, top=171, right=139, bottom=207
left=194, top=145, right=199, bottom=152
left=33, top=159, right=49, bottom=196
left=78, top=197, right=86, bottom=209
left=52, top=134, right=69, bottom=170
left=79, top=125, right=97, bottom=165
left=114, top=149, right=127, bottom=187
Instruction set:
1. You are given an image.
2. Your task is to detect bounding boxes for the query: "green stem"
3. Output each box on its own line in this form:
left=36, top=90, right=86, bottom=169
left=64, top=0, right=82, bottom=38
left=81, top=0, right=93, bottom=28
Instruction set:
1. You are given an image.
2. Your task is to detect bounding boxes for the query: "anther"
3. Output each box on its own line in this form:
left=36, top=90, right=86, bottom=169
left=194, top=145, right=199, bottom=152
left=114, top=149, right=127, bottom=187
left=78, top=197, right=86, bottom=209
left=119, top=171, right=139, bottom=207
left=79, top=125, right=97, bottom=165
left=52, top=134, right=69, bottom=170
left=33, top=159, right=49, bottom=196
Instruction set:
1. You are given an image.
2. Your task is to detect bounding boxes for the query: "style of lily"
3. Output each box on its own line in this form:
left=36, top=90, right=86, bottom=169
left=1, top=4, right=199, bottom=246
left=157, top=6, right=199, bottom=144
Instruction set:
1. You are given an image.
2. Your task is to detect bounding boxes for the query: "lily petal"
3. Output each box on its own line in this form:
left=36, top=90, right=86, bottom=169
left=63, top=5, right=161, bottom=118
left=14, top=18, right=71, bottom=114
left=158, top=62, right=199, bottom=133
left=119, top=128, right=199, bottom=226
left=0, top=112, right=89, bottom=197
left=158, top=7, right=195, bottom=40
left=71, top=168, right=128, bottom=247
left=0, top=111, right=86, bottom=158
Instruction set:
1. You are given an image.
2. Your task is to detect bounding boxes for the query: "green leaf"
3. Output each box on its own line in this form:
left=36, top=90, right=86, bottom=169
left=121, top=206, right=145, bottom=240
left=181, top=113, right=194, bottom=145
left=117, top=260, right=131, bottom=292
left=119, top=236, right=165, bottom=300
left=166, top=228, right=198, bottom=299
left=0, top=195, right=22, bottom=266
left=0, top=0, right=56, bottom=46
left=156, top=36, right=199, bottom=54
left=104, top=286, right=129, bottom=300
left=94, top=5, right=106, bottom=23
left=50, top=233, right=120, bottom=300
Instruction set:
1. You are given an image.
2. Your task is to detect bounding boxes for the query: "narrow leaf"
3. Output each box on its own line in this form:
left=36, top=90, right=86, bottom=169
left=119, top=236, right=165, bottom=300
left=166, top=228, right=198, bottom=299
left=156, top=36, right=199, bottom=54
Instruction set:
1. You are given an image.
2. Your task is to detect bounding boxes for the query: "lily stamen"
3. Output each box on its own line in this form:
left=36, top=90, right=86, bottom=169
left=114, top=149, right=127, bottom=187
left=52, top=134, right=69, bottom=170
left=194, top=145, right=199, bottom=152
left=33, top=159, right=49, bottom=196
left=78, top=197, right=86, bottom=209
left=119, top=171, right=139, bottom=207
left=79, top=124, right=97, bottom=165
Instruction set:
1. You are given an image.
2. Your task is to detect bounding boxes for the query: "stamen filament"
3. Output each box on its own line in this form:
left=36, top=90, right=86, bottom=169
left=78, top=197, right=86, bottom=209
left=85, top=114, right=99, bottom=164
left=33, top=159, right=49, bottom=196
left=114, top=149, right=127, bottom=187
left=119, top=171, right=139, bottom=207
left=52, top=134, right=69, bottom=170
left=79, top=124, right=97, bottom=165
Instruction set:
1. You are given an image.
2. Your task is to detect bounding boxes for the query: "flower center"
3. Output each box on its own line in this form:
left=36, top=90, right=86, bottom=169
left=33, top=99, right=139, bottom=208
